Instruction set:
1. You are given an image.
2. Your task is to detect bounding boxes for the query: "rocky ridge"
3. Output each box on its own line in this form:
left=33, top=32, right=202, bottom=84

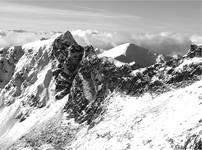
left=51, top=34, right=202, bottom=126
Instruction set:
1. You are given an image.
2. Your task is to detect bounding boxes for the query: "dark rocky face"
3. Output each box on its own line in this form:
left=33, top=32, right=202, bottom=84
left=115, top=43, right=157, bottom=67
left=52, top=34, right=137, bottom=124
left=186, top=44, right=202, bottom=58
left=52, top=32, right=84, bottom=100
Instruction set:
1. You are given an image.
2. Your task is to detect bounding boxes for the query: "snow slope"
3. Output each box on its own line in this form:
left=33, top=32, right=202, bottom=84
left=67, top=79, right=202, bottom=150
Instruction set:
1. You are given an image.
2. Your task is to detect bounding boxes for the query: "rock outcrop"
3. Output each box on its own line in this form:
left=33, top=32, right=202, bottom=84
left=52, top=31, right=84, bottom=100
left=185, top=44, right=202, bottom=58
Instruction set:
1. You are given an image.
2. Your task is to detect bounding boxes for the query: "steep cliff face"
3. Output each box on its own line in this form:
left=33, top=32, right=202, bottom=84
left=51, top=31, right=84, bottom=100
left=0, top=31, right=201, bottom=150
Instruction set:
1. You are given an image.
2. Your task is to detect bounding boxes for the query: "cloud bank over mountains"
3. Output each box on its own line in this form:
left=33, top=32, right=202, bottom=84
left=72, top=29, right=202, bottom=56
left=0, top=29, right=201, bottom=56
left=0, top=30, right=59, bottom=49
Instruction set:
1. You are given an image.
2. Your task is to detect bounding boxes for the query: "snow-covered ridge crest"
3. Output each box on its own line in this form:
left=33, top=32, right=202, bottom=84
left=0, top=30, right=201, bottom=150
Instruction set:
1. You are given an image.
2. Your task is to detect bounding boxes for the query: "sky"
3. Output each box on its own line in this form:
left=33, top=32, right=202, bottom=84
left=0, top=0, right=201, bottom=56
left=0, top=0, right=201, bottom=35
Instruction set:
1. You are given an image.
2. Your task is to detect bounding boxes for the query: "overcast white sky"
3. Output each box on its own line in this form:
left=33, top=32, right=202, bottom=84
left=0, top=0, right=201, bottom=35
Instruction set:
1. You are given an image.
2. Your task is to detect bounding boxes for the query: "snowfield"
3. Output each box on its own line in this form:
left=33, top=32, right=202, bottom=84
left=67, top=79, right=202, bottom=150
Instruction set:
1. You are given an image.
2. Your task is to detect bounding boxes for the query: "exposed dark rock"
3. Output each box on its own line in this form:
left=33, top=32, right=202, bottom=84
left=185, top=44, right=202, bottom=58
left=169, top=133, right=202, bottom=150
left=115, top=43, right=157, bottom=67
left=52, top=31, right=84, bottom=100
left=63, top=46, right=110, bottom=124
left=183, top=134, right=202, bottom=150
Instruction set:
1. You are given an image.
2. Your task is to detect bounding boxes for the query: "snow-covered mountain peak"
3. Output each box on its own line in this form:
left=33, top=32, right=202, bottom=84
left=61, top=31, right=78, bottom=44
left=98, top=43, right=131, bottom=58
left=99, top=43, right=158, bottom=67
left=0, top=31, right=202, bottom=150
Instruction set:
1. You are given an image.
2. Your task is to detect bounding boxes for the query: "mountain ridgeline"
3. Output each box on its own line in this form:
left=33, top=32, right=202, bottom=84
left=0, top=31, right=202, bottom=150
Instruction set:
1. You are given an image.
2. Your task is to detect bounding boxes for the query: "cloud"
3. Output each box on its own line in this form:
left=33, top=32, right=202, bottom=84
left=0, top=30, right=6, bottom=37
left=8, top=29, right=30, bottom=33
left=0, top=29, right=201, bottom=57
left=72, top=29, right=129, bottom=50
left=0, top=30, right=58, bottom=48
left=0, top=2, right=141, bottom=32
left=190, top=35, right=202, bottom=45
left=131, top=32, right=195, bottom=55
left=0, top=30, right=39, bottom=48
left=72, top=29, right=202, bottom=56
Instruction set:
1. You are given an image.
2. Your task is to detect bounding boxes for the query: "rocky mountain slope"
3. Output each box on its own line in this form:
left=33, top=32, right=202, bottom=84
left=0, top=31, right=201, bottom=150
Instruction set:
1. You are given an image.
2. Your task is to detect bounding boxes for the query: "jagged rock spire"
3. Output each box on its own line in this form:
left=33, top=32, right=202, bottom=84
left=60, top=31, right=77, bottom=45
